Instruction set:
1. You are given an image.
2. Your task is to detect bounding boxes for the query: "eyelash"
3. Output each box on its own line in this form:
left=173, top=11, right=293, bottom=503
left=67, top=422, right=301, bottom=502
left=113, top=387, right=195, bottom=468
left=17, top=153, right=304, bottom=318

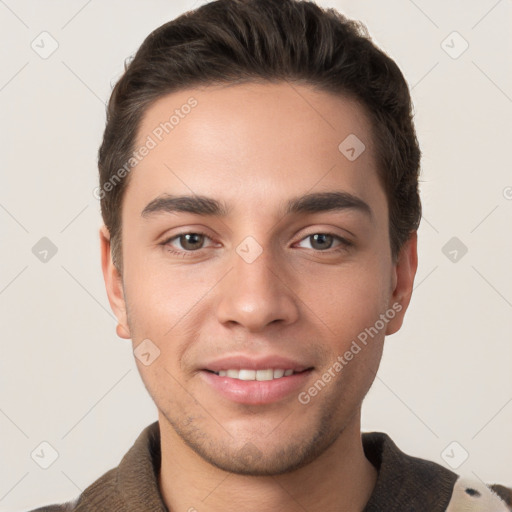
left=160, top=231, right=353, bottom=258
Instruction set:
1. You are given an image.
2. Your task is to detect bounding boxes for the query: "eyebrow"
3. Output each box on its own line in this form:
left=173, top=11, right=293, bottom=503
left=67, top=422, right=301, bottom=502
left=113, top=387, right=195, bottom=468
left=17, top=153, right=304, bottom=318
left=141, top=191, right=372, bottom=220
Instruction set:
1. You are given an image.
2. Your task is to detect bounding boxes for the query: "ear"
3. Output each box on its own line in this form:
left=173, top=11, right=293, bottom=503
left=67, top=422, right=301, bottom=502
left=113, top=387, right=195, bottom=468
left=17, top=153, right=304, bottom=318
left=99, top=225, right=130, bottom=339
left=385, top=231, right=418, bottom=336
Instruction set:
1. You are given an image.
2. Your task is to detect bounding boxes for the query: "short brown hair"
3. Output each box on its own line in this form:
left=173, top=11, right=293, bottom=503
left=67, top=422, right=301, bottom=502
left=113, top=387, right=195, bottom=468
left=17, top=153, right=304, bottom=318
left=98, top=0, right=421, bottom=271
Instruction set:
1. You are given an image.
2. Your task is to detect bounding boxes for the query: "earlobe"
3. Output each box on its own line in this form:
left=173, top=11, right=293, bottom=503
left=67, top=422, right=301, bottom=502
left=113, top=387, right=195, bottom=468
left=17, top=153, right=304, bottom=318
left=385, top=231, right=418, bottom=336
left=116, top=323, right=131, bottom=339
left=99, top=225, right=131, bottom=340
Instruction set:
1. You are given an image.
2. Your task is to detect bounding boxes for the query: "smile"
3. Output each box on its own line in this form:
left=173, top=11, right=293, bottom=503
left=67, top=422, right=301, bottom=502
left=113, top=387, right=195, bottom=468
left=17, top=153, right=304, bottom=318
left=209, top=368, right=297, bottom=380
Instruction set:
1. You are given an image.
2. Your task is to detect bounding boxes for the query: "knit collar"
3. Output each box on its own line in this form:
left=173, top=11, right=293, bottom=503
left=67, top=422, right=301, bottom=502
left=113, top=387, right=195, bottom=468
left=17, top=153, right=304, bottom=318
left=116, top=421, right=168, bottom=511
left=361, top=431, right=458, bottom=511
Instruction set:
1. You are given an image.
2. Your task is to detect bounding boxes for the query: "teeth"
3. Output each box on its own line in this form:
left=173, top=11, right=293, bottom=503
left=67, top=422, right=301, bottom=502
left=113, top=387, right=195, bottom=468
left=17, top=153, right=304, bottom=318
left=256, top=369, right=273, bottom=381
left=214, top=368, right=297, bottom=381
left=238, top=369, right=256, bottom=380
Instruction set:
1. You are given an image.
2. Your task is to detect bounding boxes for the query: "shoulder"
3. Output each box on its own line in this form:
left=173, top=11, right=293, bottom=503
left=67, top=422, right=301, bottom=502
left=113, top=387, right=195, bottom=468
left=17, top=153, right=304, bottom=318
left=25, top=422, right=164, bottom=511
left=27, top=502, right=78, bottom=512
left=26, top=466, right=119, bottom=511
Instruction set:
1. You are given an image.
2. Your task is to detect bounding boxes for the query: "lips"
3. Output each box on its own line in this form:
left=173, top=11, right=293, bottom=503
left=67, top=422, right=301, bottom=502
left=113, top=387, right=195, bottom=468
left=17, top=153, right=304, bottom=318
left=199, top=354, right=314, bottom=404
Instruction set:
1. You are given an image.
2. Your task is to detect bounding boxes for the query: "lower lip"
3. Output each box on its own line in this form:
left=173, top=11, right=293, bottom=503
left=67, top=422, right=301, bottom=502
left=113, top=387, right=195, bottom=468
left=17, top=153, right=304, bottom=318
left=200, top=370, right=313, bottom=405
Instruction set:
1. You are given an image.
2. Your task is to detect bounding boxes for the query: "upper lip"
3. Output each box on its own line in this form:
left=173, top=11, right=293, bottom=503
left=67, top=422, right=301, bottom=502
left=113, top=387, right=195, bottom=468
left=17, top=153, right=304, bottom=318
left=202, top=354, right=313, bottom=373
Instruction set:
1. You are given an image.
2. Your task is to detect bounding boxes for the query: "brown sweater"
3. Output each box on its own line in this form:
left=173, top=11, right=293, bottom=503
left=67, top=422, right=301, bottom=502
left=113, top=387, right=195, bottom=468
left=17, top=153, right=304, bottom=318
left=29, top=421, right=512, bottom=511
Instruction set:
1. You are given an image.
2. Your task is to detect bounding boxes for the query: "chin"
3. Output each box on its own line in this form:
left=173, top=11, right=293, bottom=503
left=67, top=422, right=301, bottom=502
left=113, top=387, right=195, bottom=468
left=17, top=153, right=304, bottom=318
left=167, top=410, right=341, bottom=476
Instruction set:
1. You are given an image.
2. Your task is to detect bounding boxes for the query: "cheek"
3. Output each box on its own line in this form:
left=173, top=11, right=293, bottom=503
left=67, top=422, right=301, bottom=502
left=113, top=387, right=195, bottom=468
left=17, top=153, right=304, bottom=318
left=124, top=255, right=209, bottom=325
left=294, top=260, right=392, bottom=339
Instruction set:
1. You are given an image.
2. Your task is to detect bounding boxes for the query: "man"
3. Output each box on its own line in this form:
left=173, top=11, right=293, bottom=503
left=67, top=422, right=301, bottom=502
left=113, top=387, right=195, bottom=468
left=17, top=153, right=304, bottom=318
left=31, top=0, right=511, bottom=510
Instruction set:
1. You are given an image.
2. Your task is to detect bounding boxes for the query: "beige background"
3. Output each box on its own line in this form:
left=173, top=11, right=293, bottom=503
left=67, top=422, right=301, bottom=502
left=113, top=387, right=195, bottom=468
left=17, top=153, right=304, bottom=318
left=1, top=0, right=511, bottom=510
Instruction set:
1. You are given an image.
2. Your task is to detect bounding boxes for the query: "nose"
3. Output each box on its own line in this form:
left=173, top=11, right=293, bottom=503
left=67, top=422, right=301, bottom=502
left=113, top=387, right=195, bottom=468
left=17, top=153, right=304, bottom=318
left=214, top=243, right=300, bottom=333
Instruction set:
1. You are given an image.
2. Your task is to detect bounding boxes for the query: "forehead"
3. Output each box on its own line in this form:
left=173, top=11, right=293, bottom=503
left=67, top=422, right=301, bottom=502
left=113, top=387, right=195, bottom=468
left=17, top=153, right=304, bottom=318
left=125, top=82, right=384, bottom=219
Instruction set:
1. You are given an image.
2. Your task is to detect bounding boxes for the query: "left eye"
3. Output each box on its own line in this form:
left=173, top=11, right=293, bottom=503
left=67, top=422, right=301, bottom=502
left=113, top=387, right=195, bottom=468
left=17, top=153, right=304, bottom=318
left=296, top=233, right=347, bottom=251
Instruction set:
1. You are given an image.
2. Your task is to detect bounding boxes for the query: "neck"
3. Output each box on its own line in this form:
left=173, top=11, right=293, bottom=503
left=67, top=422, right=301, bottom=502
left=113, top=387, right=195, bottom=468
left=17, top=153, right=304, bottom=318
left=158, top=411, right=377, bottom=512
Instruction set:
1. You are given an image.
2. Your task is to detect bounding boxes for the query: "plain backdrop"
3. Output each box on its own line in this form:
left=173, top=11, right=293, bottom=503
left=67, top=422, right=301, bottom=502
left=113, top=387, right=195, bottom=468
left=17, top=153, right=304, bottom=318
left=1, top=0, right=511, bottom=510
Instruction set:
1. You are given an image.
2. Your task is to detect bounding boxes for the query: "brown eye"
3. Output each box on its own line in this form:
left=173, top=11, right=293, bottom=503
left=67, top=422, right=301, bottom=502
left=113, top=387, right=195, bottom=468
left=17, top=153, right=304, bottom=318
left=176, top=233, right=205, bottom=251
left=161, top=230, right=216, bottom=258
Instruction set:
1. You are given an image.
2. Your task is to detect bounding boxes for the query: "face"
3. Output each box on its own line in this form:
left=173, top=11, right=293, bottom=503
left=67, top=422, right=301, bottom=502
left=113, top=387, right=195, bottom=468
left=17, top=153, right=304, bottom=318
left=101, top=82, right=417, bottom=475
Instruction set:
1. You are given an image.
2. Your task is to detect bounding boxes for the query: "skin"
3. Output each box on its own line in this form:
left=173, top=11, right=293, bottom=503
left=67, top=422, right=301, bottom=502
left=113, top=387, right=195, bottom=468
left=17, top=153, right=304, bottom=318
left=101, top=82, right=417, bottom=511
